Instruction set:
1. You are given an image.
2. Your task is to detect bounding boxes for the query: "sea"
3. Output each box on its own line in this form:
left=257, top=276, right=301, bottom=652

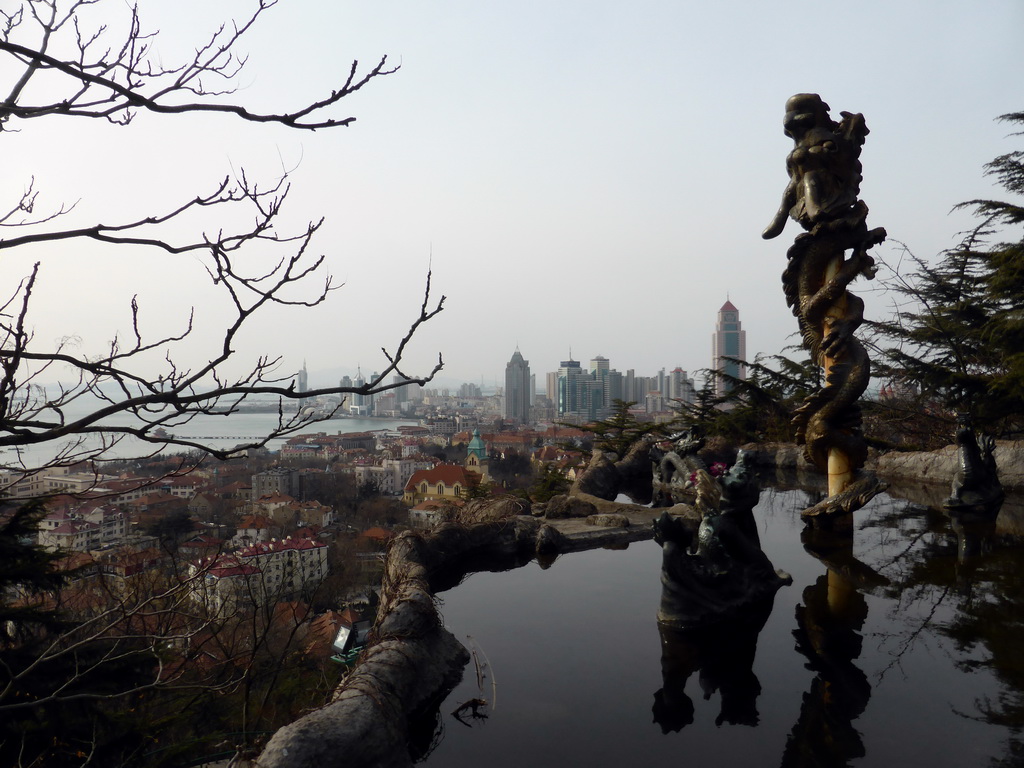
left=1, top=406, right=418, bottom=470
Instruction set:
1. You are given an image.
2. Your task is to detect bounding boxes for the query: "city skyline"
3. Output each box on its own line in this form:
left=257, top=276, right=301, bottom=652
left=296, top=299, right=732, bottom=398
left=11, top=1, right=1020, bottom=389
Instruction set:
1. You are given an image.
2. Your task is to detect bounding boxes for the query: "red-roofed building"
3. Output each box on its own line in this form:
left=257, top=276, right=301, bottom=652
left=402, top=464, right=478, bottom=505
left=37, top=504, right=128, bottom=551
left=178, top=533, right=226, bottom=559
left=234, top=514, right=281, bottom=547
left=359, top=526, right=396, bottom=544
left=190, top=536, right=329, bottom=615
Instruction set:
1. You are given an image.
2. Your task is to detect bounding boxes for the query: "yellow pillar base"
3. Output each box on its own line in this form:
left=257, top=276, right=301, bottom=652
left=828, top=447, right=853, bottom=499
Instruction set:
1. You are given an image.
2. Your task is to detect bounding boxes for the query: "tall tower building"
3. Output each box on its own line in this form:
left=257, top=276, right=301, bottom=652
left=546, top=371, right=558, bottom=404
left=392, top=374, right=410, bottom=406
left=297, top=362, right=309, bottom=408
left=557, top=358, right=583, bottom=416
left=368, top=371, right=380, bottom=415
left=503, top=348, right=532, bottom=425
left=712, top=300, right=747, bottom=396
left=350, top=368, right=368, bottom=414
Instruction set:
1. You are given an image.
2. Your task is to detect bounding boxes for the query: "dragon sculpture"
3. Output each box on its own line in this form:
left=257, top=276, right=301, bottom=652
left=650, top=427, right=708, bottom=506
left=944, top=414, right=1004, bottom=515
left=763, top=94, right=886, bottom=521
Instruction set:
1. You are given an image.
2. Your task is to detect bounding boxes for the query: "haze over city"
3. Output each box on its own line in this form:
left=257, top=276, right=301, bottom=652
left=5, top=0, right=1022, bottom=388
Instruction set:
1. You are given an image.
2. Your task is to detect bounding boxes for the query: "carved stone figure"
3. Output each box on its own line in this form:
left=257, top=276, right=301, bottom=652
left=944, top=414, right=1004, bottom=514
left=763, top=93, right=886, bottom=522
left=653, top=469, right=790, bottom=630
left=650, top=428, right=707, bottom=507
left=719, top=449, right=762, bottom=544
left=720, top=449, right=760, bottom=515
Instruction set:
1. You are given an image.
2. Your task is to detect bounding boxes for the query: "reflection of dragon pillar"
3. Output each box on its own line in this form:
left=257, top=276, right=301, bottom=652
left=763, top=94, right=886, bottom=522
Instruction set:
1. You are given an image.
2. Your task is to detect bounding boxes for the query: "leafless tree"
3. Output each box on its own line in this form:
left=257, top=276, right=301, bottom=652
left=0, top=0, right=444, bottom=480
left=0, top=2, right=439, bottom=763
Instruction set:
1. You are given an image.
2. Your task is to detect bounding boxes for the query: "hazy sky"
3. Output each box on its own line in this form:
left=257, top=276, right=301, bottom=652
left=5, top=0, right=1023, bottom=393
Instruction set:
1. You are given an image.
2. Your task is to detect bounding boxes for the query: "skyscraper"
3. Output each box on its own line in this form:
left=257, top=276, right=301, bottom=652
left=712, top=300, right=747, bottom=396
left=556, top=358, right=583, bottom=416
left=297, top=362, right=309, bottom=408
left=503, top=348, right=532, bottom=424
left=350, top=368, right=368, bottom=415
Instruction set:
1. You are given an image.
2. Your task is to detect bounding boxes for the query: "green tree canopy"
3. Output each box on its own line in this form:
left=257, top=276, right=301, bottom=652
left=569, top=400, right=671, bottom=458
left=870, top=111, right=1024, bottom=440
left=676, top=356, right=820, bottom=445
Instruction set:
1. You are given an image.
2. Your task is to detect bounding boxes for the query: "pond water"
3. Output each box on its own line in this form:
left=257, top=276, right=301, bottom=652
left=419, top=488, right=1024, bottom=767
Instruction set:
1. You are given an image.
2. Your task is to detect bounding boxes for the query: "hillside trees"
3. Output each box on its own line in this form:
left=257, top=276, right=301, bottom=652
left=870, top=111, right=1024, bottom=441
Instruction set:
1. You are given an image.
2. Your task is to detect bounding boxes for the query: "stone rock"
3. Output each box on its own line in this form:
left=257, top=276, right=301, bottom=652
left=739, top=442, right=808, bottom=470
left=257, top=627, right=468, bottom=768
left=572, top=451, right=620, bottom=500
left=616, top=437, right=658, bottom=503
left=993, top=442, right=1024, bottom=488
left=461, top=496, right=532, bottom=521
left=748, top=440, right=1024, bottom=491
left=698, top=435, right=738, bottom=467
left=870, top=445, right=958, bottom=485
left=536, top=523, right=569, bottom=554
left=586, top=513, right=630, bottom=528
left=256, top=534, right=469, bottom=768
left=544, top=494, right=599, bottom=519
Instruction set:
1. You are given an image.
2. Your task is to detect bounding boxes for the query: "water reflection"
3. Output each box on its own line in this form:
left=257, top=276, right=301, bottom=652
left=783, top=571, right=871, bottom=766
left=424, top=487, right=1024, bottom=767
left=653, top=598, right=775, bottom=732
left=778, top=525, right=888, bottom=766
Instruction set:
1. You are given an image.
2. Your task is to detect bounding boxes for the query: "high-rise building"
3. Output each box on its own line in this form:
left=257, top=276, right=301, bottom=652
left=712, top=300, right=747, bottom=396
left=556, top=359, right=583, bottom=416
left=297, top=362, right=309, bottom=408
left=503, top=348, right=531, bottom=425
left=350, top=368, right=368, bottom=415
left=605, top=369, right=624, bottom=406
left=392, top=374, right=410, bottom=405
left=368, top=371, right=380, bottom=415
left=668, top=368, right=696, bottom=405
left=546, top=371, right=558, bottom=403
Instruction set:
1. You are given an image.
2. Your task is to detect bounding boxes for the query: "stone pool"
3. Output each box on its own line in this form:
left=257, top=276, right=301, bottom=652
left=416, top=488, right=1024, bottom=767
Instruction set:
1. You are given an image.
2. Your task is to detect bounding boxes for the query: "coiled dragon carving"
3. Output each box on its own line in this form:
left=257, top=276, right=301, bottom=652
left=763, top=94, right=886, bottom=520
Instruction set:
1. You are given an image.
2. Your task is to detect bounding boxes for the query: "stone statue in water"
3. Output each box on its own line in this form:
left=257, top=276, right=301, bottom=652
left=650, top=427, right=708, bottom=507
left=944, top=414, right=1004, bottom=515
left=653, top=454, right=790, bottom=630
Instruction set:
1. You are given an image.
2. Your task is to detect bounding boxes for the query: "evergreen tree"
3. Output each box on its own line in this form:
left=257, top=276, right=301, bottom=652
left=569, top=400, right=671, bottom=458
left=963, top=111, right=1024, bottom=421
left=0, top=501, right=155, bottom=765
left=0, top=500, right=68, bottom=645
left=871, top=111, right=1024, bottom=439
left=674, top=357, right=819, bottom=444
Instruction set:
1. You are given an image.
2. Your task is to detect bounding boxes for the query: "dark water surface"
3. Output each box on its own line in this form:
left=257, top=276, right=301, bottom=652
left=420, top=489, right=1024, bottom=767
